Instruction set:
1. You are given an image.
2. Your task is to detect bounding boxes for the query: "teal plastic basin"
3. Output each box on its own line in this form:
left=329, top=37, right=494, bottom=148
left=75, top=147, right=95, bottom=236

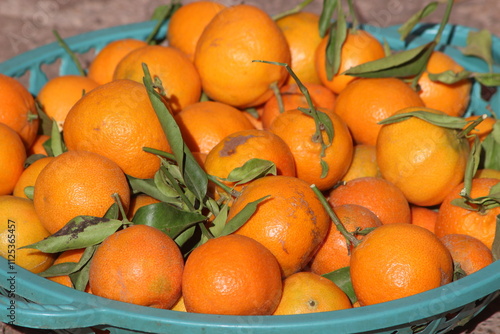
left=0, top=19, right=499, bottom=334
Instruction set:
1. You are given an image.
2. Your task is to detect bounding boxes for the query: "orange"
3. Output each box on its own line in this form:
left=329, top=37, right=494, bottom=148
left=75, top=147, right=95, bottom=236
left=0, top=195, right=56, bottom=273
left=272, top=271, right=352, bottom=315
left=194, top=4, right=291, bottom=108
left=269, top=108, right=353, bottom=191
left=435, top=178, right=500, bottom=250
left=204, top=129, right=296, bottom=195
left=376, top=107, right=469, bottom=206
left=182, top=234, right=282, bottom=315
left=309, top=204, right=382, bottom=275
left=328, top=177, right=411, bottom=225
left=63, top=79, right=171, bottom=179
left=47, top=248, right=91, bottom=292
left=0, top=73, right=39, bottom=148
left=13, top=156, right=54, bottom=199
left=37, top=75, right=100, bottom=130
left=342, top=144, right=380, bottom=182
left=27, top=134, right=50, bottom=156
left=87, top=38, right=148, bottom=85
left=226, top=175, right=330, bottom=277
left=465, top=115, right=496, bottom=143
left=33, top=150, right=131, bottom=234
left=174, top=101, right=255, bottom=154
left=333, top=77, right=425, bottom=146
left=113, top=45, right=201, bottom=113
left=439, top=234, right=494, bottom=276
left=0, top=123, right=26, bottom=196
left=261, top=82, right=336, bottom=130
left=350, top=223, right=453, bottom=306
left=417, top=51, right=472, bottom=117
left=170, top=296, right=187, bottom=312
left=475, top=168, right=500, bottom=179
left=89, top=224, right=184, bottom=309
left=276, top=12, right=323, bottom=85
left=410, top=205, right=438, bottom=233
left=315, top=29, right=386, bottom=95
left=166, top=1, right=226, bottom=61
left=127, top=194, right=161, bottom=221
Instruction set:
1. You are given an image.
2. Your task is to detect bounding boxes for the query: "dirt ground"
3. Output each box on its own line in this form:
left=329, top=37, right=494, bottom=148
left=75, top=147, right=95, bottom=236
left=0, top=0, right=499, bottom=333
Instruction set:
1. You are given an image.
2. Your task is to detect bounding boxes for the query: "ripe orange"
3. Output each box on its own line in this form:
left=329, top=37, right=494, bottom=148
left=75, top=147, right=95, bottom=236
left=333, top=77, right=425, bottom=146
left=315, top=29, right=386, bottom=95
left=0, top=73, right=39, bottom=148
left=0, top=195, right=56, bottom=273
left=87, top=38, right=148, bottom=85
left=166, top=1, right=226, bottom=61
left=342, top=144, right=380, bottom=182
left=170, top=296, right=187, bottom=312
left=328, top=177, right=412, bottom=225
left=418, top=51, right=472, bottom=117
left=269, top=108, right=353, bottom=191
left=435, top=178, right=500, bottom=250
left=182, top=234, right=282, bottom=315
left=226, top=175, right=330, bottom=277
left=13, top=156, right=54, bottom=199
left=63, top=79, right=171, bottom=179
left=89, top=224, right=184, bottom=309
left=309, top=204, right=382, bottom=275
left=276, top=12, right=323, bottom=85
left=410, top=205, right=438, bottom=233
left=376, top=107, right=470, bottom=207
left=174, top=101, right=255, bottom=155
left=27, top=134, right=50, bottom=156
left=465, top=115, right=496, bottom=143
left=194, top=4, right=291, bottom=108
left=127, top=194, right=161, bottom=221
left=0, top=123, right=26, bottom=196
left=350, top=223, right=453, bottom=306
left=47, top=248, right=91, bottom=292
left=33, top=150, right=131, bottom=234
left=204, top=129, right=296, bottom=195
left=261, top=82, right=336, bottom=130
left=439, top=234, right=494, bottom=276
left=113, top=45, right=201, bottom=113
left=272, top=271, right=352, bottom=315
left=475, top=168, right=500, bottom=180
left=37, top=75, right=99, bottom=130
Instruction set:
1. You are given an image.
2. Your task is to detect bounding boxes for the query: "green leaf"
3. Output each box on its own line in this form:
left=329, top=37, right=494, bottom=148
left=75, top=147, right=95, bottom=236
left=460, top=30, right=494, bottom=71
left=50, top=119, right=66, bottom=157
left=220, top=196, right=270, bottom=236
left=103, top=203, right=120, bottom=220
left=322, top=267, right=357, bottom=304
left=482, top=122, right=500, bottom=170
left=397, top=2, right=439, bottom=41
left=126, top=175, right=176, bottom=203
left=35, top=100, right=53, bottom=137
left=21, top=216, right=123, bottom=253
left=325, top=3, right=347, bottom=80
left=463, top=136, right=482, bottom=197
left=154, top=166, right=181, bottom=198
left=132, top=202, right=206, bottom=239
left=24, top=186, right=34, bottom=200
left=175, top=224, right=198, bottom=250
left=378, top=109, right=468, bottom=129
left=69, top=245, right=98, bottom=292
left=318, top=0, right=337, bottom=38
left=38, top=244, right=97, bottom=280
left=428, top=70, right=472, bottom=84
left=225, top=159, right=277, bottom=185
left=146, top=1, right=182, bottom=45
left=492, top=215, right=500, bottom=261
left=208, top=203, right=229, bottom=238
left=142, top=64, right=208, bottom=203
left=343, top=41, right=436, bottom=79
left=474, top=72, right=500, bottom=87
left=53, top=29, right=85, bottom=76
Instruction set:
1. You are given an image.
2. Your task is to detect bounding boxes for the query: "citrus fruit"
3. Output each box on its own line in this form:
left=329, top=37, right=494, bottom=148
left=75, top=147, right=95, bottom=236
left=350, top=223, right=453, bottom=306
left=410, top=205, right=438, bottom=233
left=376, top=107, right=470, bottom=206
left=273, top=271, right=352, bottom=315
left=333, top=77, right=425, bottom=146
left=182, top=234, right=282, bottom=315
left=13, top=156, right=54, bottom=199
left=47, top=248, right=91, bottom=292
left=127, top=194, right=161, bottom=221
left=328, top=177, right=411, bottom=225
left=0, top=195, right=56, bottom=273
left=342, top=144, right=380, bottom=182
left=475, top=168, right=500, bottom=179
left=194, top=4, right=291, bottom=108
left=63, top=79, right=171, bottom=179
left=89, top=224, right=184, bottom=309
left=27, top=134, right=50, bottom=156
left=0, top=123, right=26, bottom=196
left=33, top=150, right=131, bottom=234
left=0, top=73, right=39, bottom=148
left=440, top=234, right=494, bottom=276
left=226, top=175, right=330, bottom=277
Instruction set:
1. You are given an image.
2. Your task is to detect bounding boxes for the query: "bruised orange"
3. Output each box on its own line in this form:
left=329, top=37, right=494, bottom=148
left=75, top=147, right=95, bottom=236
left=440, top=234, right=494, bottom=276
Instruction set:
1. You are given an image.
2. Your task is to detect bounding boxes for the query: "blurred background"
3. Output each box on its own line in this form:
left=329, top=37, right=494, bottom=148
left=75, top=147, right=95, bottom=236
left=0, top=0, right=498, bottom=333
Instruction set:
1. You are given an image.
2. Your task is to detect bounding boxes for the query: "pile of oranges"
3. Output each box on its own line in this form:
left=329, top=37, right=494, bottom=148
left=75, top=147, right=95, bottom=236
left=0, top=0, right=499, bottom=318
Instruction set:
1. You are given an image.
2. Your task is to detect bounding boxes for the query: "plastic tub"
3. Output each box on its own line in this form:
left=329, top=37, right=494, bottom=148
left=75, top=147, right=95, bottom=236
left=0, top=19, right=499, bottom=334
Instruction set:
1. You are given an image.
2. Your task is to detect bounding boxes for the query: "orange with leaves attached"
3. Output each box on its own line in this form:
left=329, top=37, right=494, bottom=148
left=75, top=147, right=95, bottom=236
left=440, top=234, right=494, bottom=276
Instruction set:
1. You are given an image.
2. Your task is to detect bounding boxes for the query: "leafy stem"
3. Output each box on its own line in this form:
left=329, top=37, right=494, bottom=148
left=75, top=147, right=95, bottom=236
left=53, top=29, right=85, bottom=76
left=272, top=0, right=314, bottom=21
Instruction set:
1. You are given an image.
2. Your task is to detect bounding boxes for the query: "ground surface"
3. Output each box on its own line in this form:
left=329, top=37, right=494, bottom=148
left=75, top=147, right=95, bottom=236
left=0, top=0, right=499, bottom=333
